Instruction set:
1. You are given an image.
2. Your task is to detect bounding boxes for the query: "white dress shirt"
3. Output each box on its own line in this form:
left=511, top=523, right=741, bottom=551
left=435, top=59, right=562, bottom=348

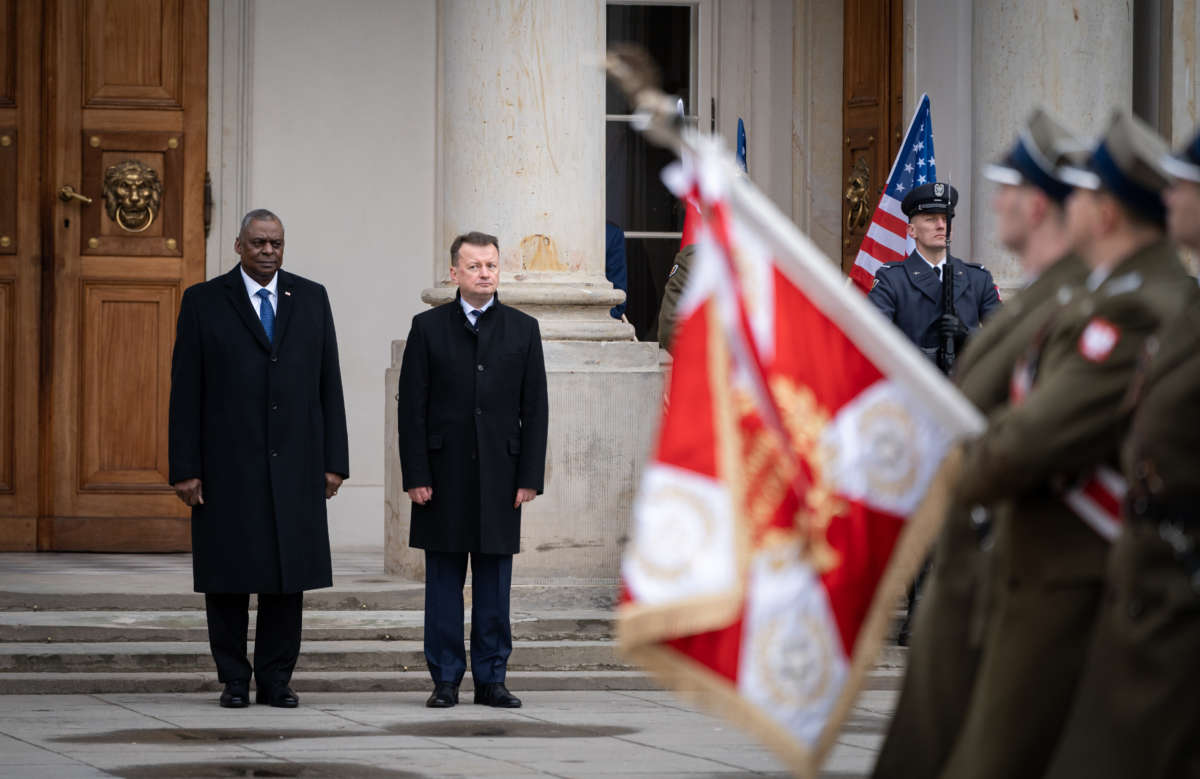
left=459, top=294, right=496, bottom=327
left=240, top=266, right=278, bottom=316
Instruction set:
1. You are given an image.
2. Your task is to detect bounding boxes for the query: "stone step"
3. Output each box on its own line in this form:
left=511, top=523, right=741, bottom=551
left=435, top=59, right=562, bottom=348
left=0, top=666, right=904, bottom=695
left=0, top=639, right=635, bottom=674
left=0, top=609, right=615, bottom=643
left=0, top=584, right=620, bottom=612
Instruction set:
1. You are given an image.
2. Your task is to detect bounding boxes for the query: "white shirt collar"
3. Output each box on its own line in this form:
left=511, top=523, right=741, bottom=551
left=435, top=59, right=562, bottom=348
left=240, top=265, right=278, bottom=300
left=1086, top=266, right=1110, bottom=291
left=459, top=294, right=496, bottom=318
left=915, top=249, right=947, bottom=273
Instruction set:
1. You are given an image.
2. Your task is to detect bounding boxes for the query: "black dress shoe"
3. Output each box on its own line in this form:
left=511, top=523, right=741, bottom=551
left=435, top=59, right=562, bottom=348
left=474, top=682, right=521, bottom=708
left=426, top=682, right=459, bottom=708
left=219, top=682, right=250, bottom=708
left=255, top=686, right=299, bottom=708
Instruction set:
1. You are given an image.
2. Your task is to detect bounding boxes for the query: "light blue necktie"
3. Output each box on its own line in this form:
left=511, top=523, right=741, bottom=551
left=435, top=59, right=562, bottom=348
left=257, top=288, right=275, bottom=343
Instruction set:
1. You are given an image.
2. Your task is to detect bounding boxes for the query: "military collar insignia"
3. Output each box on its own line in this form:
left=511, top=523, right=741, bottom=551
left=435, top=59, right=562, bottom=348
left=1103, top=272, right=1143, bottom=297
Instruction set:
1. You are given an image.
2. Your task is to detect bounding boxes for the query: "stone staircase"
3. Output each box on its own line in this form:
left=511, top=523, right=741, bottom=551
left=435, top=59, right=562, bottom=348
left=0, top=553, right=906, bottom=695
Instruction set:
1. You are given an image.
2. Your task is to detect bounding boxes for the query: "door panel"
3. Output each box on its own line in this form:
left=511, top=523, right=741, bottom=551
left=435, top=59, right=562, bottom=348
left=841, top=0, right=903, bottom=274
left=41, top=0, right=205, bottom=550
left=0, top=0, right=40, bottom=550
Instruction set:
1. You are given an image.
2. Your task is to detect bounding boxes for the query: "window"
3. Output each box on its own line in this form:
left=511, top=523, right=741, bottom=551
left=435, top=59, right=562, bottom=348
left=606, top=2, right=706, bottom=341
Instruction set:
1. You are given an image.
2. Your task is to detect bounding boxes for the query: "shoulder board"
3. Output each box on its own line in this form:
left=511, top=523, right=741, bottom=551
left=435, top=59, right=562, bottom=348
left=962, top=260, right=987, bottom=270
left=1103, top=271, right=1143, bottom=297
left=878, top=262, right=905, bottom=275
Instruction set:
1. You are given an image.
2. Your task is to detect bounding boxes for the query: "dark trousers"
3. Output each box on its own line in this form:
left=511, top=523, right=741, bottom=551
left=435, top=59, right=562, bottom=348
left=424, top=551, right=513, bottom=685
left=204, top=592, right=303, bottom=691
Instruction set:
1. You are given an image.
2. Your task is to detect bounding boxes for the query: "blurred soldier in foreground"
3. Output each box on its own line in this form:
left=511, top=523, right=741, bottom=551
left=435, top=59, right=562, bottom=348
left=656, top=243, right=695, bottom=353
left=1042, top=127, right=1200, bottom=779
left=938, top=111, right=1192, bottom=779
left=873, top=109, right=1086, bottom=779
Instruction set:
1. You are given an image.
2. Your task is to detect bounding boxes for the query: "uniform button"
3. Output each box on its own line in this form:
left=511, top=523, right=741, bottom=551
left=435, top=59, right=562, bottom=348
left=475, top=408, right=482, bottom=416
left=271, top=450, right=278, bottom=457
left=270, top=356, right=278, bottom=363
left=477, top=364, right=484, bottom=372
left=272, top=403, right=279, bottom=411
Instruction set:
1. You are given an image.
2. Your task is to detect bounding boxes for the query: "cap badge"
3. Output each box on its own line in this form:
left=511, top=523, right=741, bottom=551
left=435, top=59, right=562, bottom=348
left=933, top=182, right=945, bottom=198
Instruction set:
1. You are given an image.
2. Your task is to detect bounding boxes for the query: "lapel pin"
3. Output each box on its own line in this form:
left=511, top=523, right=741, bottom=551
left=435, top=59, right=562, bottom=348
left=284, top=290, right=292, bottom=296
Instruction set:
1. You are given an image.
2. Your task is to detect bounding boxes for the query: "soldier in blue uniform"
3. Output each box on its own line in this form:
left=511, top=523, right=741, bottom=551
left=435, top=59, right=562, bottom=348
left=869, top=182, right=1002, bottom=371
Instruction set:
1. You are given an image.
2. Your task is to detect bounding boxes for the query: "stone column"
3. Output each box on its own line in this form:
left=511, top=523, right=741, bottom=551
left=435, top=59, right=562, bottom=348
left=971, top=0, right=1133, bottom=292
left=386, top=0, right=664, bottom=583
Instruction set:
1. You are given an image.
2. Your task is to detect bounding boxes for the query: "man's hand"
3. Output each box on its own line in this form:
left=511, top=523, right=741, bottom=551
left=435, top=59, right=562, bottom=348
left=408, top=486, right=433, bottom=505
left=325, top=473, right=344, bottom=499
left=937, top=313, right=969, bottom=346
left=514, top=488, right=537, bottom=509
left=173, top=478, right=203, bottom=507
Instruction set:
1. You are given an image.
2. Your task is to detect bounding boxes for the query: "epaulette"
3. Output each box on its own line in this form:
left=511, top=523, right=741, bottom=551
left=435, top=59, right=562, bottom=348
left=962, top=260, right=988, bottom=271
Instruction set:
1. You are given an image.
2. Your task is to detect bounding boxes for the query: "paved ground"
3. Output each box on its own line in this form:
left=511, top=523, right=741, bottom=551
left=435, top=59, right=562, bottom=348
left=0, top=689, right=894, bottom=778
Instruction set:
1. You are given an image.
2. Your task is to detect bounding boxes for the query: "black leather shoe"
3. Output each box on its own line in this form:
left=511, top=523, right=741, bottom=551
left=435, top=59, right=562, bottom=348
left=426, top=682, right=459, bottom=708
left=219, top=682, right=250, bottom=708
left=255, top=686, right=299, bottom=708
left=474, top=682, right=521, bottom=708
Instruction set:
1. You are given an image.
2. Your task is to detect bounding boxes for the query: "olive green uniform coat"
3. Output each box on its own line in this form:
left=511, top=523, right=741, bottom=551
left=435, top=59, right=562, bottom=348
left=938, top=240, right=1192, bottom=779
left=1044, top=291, right=1200, bottom=779
left=873, top=254, right=1087, bottom=779
left=656, top=244, right=695, bottom=352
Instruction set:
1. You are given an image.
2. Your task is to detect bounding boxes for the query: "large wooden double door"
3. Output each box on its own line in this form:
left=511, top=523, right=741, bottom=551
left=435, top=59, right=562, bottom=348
left=0, top=0, right=207, bottom=551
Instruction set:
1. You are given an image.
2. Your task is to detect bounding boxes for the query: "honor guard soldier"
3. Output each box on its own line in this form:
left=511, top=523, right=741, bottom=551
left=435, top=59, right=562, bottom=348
left=873, top=109, right=1088, bottom=779
left=1043, top=126, right=1200, bottom=779
left=939, top=110, right=1193, bottom=779
left=868, top=181, right=1002, bottom=373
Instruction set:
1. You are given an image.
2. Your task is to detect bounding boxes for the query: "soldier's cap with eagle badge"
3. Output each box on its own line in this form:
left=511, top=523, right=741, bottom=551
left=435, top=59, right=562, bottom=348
left=983, top=108, right=1085, bottom=203
left=1056, top=109, right=1171, bottom=226
left=901, top=181, right=959, bottom=220
left=1162, top=125, right=1200, bottom=184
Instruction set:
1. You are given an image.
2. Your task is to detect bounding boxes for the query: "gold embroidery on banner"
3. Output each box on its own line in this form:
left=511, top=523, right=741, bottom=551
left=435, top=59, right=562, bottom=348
left=858, top=399, right=919, bottom=498
left=630, top=484, right=718, bottom=582
left=735, top=377, right=846, bottom=573
left=753, top=608, right=836, bottom=709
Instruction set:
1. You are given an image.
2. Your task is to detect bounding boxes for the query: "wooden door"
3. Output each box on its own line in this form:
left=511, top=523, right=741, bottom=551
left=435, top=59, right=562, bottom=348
left=841, top=0, right=903, bottom=274
left=0, top=0, right=42, bottom=550
left=0, top=0, right=207, bottom=552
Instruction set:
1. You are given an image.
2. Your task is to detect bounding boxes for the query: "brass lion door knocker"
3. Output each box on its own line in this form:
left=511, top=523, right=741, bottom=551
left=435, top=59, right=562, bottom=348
left=103, top=159, right=162, bottom=233
left=844, top=156, right=872, bottom=233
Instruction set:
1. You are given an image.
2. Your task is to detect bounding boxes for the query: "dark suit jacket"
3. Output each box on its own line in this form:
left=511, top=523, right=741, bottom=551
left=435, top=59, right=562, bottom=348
left=397, top=293, right=549, bottom=555
left=868, top=252, right=1002, bottom=362
left=168, top=266, right=349, bottom=594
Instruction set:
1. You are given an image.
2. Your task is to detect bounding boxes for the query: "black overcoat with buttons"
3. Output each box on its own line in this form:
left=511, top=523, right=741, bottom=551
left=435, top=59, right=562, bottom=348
left=397, top=293, right=549, bottom=555
left=868, top=251, right=1002, bottom=363
left=168, top=265, right=350, bottom=594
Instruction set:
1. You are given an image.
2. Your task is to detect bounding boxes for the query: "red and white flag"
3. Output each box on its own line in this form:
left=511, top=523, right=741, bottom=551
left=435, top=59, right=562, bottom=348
left=619, top=137, right=983, bottom=776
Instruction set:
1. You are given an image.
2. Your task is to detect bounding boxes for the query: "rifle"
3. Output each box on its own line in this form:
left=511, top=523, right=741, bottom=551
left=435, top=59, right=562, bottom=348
left=936, top=199, right=957, bottom=374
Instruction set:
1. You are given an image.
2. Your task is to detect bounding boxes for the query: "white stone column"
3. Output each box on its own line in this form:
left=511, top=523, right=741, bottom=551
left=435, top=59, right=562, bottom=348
left=971, top=0, right=1133, bottom=291
left=424, top=0, right=630, bottom=341
left=387, top=0, right=664, bottom=583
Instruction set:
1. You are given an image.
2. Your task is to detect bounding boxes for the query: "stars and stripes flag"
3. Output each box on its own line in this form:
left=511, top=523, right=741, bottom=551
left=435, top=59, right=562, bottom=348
left=849, top=94, right=938, bottom=292
left=618, top=133, right=984, bottom=777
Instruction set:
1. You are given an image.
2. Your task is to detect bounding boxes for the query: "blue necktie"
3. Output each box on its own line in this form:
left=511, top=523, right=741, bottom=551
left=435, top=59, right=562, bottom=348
left=470, top=309, right=483, bottom=331
left=257, top=288, right=275, bottom=343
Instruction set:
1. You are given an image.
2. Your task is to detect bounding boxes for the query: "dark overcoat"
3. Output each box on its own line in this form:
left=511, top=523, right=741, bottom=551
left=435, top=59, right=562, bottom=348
left=168, top=265, right=349, bottom=594
left=397, top=293, right=548, bottom=555
left=868, top=251, right=1002, bottom=362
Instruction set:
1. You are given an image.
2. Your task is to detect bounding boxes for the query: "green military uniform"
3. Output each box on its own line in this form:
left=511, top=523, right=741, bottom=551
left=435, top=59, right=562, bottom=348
left=872, top=254, right=1086, bottom=779
left=656, top=244, right=695, bottom=352
left=1041, top=293, right=1200, bottom=779
left=938, top=239, right=1192, bottom=779
left=1042, top=127, right=1200, bottom=779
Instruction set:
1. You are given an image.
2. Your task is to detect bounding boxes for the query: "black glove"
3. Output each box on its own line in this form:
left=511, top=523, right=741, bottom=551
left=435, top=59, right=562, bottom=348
left=938, top=313, right=969, bottom=348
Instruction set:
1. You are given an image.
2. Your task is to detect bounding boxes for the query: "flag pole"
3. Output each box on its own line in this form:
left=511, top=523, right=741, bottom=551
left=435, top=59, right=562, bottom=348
left=605, top=48, right=984, bottom=436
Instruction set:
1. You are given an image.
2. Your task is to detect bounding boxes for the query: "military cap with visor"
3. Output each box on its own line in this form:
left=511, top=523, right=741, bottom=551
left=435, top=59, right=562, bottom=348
left=983, top=108, right=1082, bottom=203
left=901, top=181, right=959, bottom=219
left=1056, top=110, right=1171, bottom=225
left=1161, top=125, right=1200, bottom=183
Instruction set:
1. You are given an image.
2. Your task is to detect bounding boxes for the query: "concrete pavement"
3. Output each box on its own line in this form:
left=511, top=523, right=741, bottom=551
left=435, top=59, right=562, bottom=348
left=0, top=689, right=894, bottom=778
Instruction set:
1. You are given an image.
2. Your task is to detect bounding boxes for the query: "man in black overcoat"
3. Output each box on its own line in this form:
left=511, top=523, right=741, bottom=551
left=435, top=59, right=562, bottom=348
left=869, top=182, right=1002, bottom=370
left=397, top=231, right=549, bottom=709
left=168, top=209, right=349, bottom=709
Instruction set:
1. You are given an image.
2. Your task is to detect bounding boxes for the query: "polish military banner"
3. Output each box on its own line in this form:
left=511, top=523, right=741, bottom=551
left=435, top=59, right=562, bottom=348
left=618, top=135, right=984, bottom=777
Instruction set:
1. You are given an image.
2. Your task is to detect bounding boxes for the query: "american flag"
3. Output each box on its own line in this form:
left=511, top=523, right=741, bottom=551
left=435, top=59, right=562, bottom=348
left=849, top=94, right=937, bottom=292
